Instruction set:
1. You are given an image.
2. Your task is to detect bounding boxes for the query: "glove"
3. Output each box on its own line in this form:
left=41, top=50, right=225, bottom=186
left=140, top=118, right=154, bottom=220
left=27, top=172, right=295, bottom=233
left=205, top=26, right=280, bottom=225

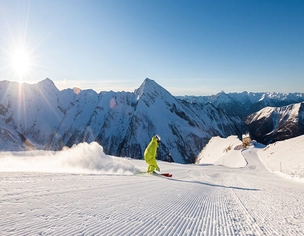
left=156, top=166, right=160, bottom=172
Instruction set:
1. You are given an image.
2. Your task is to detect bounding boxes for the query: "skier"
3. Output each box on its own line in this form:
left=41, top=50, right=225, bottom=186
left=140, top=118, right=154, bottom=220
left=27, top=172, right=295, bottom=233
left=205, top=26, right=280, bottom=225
left=144, top=135, right=161, bottom=173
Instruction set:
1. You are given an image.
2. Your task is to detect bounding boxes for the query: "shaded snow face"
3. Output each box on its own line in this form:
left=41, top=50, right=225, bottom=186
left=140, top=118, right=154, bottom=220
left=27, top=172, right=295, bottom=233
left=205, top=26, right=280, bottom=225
left=245, top=102, right=304, bottom=144
left=0, top=142, right=138, bottom=175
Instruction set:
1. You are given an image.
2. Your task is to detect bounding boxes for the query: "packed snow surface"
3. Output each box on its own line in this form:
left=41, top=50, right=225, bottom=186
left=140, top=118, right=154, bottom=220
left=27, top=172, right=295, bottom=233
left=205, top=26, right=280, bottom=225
left=258, top=135, right=304, bottom=181
left=1, top=136, right=304, bottom=235
left=196, top=136, right=246, bottom=168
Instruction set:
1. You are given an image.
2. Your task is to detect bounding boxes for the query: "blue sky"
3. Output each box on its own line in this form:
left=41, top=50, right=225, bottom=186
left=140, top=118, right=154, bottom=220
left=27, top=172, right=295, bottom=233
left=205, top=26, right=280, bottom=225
left=0, top=0, right=303, bottom=95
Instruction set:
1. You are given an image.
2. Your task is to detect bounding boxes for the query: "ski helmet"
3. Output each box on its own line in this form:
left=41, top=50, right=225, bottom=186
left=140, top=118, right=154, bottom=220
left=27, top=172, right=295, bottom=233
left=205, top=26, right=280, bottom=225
left=155, top=135, right=161, bottom=142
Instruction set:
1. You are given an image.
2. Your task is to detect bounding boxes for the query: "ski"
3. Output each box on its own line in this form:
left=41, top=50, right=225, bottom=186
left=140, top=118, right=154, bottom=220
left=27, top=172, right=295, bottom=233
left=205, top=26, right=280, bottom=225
left=136, top=171, right=172, bottom=178
left=160, top=173, right=172, bottom=177
left=155, top=172, right=172, bottom=178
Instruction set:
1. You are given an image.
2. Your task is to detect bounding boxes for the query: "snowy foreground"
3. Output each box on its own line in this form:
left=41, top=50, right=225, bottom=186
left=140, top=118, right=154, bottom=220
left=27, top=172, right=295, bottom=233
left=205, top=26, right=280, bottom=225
left=1, top=138, right=304, bottom=236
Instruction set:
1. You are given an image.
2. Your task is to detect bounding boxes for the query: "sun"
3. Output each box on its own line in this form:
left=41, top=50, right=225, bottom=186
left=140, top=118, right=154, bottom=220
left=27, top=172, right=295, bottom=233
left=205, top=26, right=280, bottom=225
left=11, top=48, right=31, bottom=78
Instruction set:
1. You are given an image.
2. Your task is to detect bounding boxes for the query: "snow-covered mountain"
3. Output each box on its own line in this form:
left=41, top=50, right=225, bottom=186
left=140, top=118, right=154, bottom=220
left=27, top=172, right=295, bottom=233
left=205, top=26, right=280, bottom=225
left=245, top=102, right=304, bottom=144
left=178, top=91, right=304, bottom=118
left=0, top=78, right=247, bottom=163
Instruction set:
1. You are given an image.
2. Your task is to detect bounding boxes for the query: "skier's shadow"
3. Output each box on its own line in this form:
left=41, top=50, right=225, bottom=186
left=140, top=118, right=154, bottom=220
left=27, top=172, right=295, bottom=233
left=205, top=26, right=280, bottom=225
left=167, top=178, right=260, bottom=191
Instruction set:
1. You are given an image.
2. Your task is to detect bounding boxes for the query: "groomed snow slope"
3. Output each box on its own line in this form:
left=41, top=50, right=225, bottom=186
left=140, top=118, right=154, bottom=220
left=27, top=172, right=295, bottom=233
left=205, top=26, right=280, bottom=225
left=1, top=139, right=304, bottom=235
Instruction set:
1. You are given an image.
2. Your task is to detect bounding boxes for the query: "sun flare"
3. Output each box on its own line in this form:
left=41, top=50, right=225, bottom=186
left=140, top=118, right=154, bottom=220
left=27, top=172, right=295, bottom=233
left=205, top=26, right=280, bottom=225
left=11, top=48, right=31, bottom=77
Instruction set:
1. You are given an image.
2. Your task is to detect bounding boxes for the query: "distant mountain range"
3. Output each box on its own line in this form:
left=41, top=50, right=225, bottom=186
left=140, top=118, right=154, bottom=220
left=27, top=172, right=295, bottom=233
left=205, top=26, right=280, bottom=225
left=178, top=91, right=304, bottom=145
left=1, top=78, right=304, bottom=163
left=178, top=91, right=304, bottom=118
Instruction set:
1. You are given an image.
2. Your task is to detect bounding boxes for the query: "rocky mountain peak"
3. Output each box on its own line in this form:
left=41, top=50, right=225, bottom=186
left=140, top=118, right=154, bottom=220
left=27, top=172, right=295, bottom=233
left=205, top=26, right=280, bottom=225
left=37, top=78, right=59, bottom=93
left=135, top=78, right=171, bottom=101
